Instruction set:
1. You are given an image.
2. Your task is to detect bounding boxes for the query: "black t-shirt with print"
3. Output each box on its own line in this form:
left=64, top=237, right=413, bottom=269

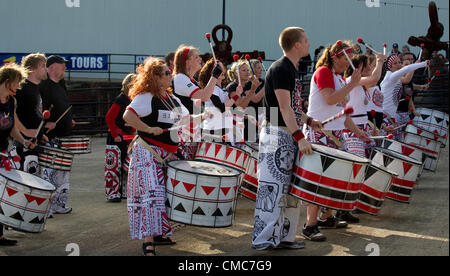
left=264, top=56, right=303, bottom=127
left=15, top=79, right=43, bottom=137
left=39, top=78, right=73, bottom=139
left=0, top=97, right=15, bottom=151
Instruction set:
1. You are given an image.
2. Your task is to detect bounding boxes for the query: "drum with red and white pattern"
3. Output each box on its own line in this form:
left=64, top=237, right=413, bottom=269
left=58, top=136, right=91, bottom=154
left=413, top=108, right=448, bottom=146
left=399, top=131, right=442, bottom=172
left=0, top=168, right=55, bottom=233
left=356, top=161, right=397, bottom=215
left=38, top=146, right=74, bottom=171
left=289, top=144, right=370, bottom=211
left=381, top=138, right=425, bottom=177
left=405, top=123, right=446, bottom=147
left=166, top=160, right=241, bottom=227
left=194, top=142, right=249, bottom=173
left=239, top=143, right=259, bottom=201
left=370, top=148, right=421, bottom=203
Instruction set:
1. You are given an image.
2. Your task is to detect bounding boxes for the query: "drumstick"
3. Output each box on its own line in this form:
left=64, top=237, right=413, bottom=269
left=46, top=105, right=72, bottom=134
left=205, top=33, right=217, bottom=65
left=336, top=40, right=355, bottom=70
left=428, top=70, right=440, bottom=83
left=392, top=120, right=413, bottom=131
left=369, top=134, right=394, bottom=140
left=245, top=54, right=256, bottom=75
left=370, top=110, right=378, bottom=131
left=357, top=38, right=380, bottom=54
left=233, top=55, right=241, bottom=86
left=418, top=43, right=425, bottom=61
left=33, top=108, right=52, bottom=142
left=383, top=43, right=387, bottom=56
left=258, top=57, right=268, bottom=74
left=74, top=121, right=91, bottom=125
left=322, top=106, right=353, bottom=126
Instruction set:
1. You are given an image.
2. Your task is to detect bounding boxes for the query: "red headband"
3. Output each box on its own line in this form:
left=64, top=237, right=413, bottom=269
left=183, top=48, right=190, bottom=61
left=330, top=47, right=353, bottom=58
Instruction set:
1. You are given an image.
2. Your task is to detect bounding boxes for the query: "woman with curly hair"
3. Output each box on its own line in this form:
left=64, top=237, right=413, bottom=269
left=123, top=57, right=190, bottom=256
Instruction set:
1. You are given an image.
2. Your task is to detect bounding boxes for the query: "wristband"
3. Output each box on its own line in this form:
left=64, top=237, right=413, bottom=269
left=306, top=117, right=313, bottom=127
left=292, top=129, right=305, bottom=142
left=232, top=95, right=240, bottom=102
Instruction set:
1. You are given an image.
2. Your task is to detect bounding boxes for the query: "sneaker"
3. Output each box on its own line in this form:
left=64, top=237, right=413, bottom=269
left=336, top=211, right=360, bottom=223
left=317, top=216, right=348, bottom=229
left=302, top=224, right=326, bottom=242
left=276, top=241, right=306, bottom=250
left=108, top=198, right=121, bottom=203
left=251, top=243, right=275, bottom=251
left=55, top=206, right=73, bottom=214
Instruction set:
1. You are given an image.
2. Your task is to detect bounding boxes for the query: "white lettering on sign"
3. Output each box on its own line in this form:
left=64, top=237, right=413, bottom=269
left=66, top=0, right=80, bottom=8
left=366, top=0, right=380, bottom=8
left=70, top=57, right=105, bottom=70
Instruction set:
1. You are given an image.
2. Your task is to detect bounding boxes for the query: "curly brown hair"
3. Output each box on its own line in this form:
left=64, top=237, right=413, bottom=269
left=128, top=57, right=171, bottom=100
left=198, top=58, right=215, bottom=89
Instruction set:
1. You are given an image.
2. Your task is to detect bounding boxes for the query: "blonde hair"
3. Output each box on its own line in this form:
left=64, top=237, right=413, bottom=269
left=0, top=63, right=28, bottom=87
left=227, top=59, right=251, bottom=83
left=21, top=53, right=47, bottom=71
left=121, top=73, right=136, bottom=96
left=315, top=40, right=353, bottom=70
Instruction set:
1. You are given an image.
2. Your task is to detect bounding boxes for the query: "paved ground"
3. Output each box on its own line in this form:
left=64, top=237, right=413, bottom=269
left=1, top=137, right=448, bottom=256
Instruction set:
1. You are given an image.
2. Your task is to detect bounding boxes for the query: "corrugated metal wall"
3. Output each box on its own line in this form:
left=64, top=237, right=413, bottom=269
left=1, top=0, right=449, bottom=60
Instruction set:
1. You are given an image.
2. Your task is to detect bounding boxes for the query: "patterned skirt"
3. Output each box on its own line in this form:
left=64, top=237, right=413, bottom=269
left=127, top=142, right=175, bottom=240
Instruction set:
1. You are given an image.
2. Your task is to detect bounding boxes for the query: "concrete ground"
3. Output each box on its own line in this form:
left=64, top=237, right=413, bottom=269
left=1, top=137, right=448, bottom=256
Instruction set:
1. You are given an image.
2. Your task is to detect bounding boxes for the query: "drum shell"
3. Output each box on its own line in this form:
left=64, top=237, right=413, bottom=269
left=58, top=136, right=91, bottom=154
left=240, top=154, right=258, bottom=201
left=413, top=108, right=449, bottom=140
left=0, top=169, right=55, bottom=233
left=290, top=145, right=370, bottom=211
left=165, top=160, right=241, bottom=228
left=356, top=162, right=397, bottom=215
left=405, top=124, right=446, bottom=147
left=38, top=146, right=74, bottom=171
left=399, top=132, right=441, bottom=159
left=370, top=148, right=421, bottom=203
left=380, top=138, right=425, bottom=177
left=194, top=142, right=249, bottom=173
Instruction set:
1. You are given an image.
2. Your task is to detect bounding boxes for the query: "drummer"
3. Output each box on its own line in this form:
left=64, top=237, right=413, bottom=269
left=123, top=57, right=208, bottom=256
left=104, top=73, right=136, bottom=202
left=198, top=58, right=242, bottom=142
left=252, top=27, right=322, bottom=251
left=343, top=53, right=386, bottom=158
left=172, top=45, right=223, bottom=158
left=304, top=40, right=364, bottom=240
left=0, top=63, right=36, bottom=246
left=39, top=55, right=75, bottom=216
left=14, top=53, right=54, bottom=176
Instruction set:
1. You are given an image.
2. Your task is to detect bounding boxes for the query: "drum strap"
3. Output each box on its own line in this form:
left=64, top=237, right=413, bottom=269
left=129, top=136, right=173, bottom=166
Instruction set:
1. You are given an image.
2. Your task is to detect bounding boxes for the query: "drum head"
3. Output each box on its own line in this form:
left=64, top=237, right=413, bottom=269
left=168, top=160, right=240, bottom=177
left=0, top=168, right=55, bottom=191
left=373, top=148, right=422, bottom=165
left=312, top=144, right=370, bottom=164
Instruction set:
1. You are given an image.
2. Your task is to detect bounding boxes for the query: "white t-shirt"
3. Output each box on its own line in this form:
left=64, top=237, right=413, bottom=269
left=307, top=66, right=347, bottom=130
left=203, top=86, right=230, bottom=130
left=366, top=85, right=384, bottom=113
left=346, top=77, right=368, bottom=125
left=381, top=61, right=427, bottom=117
left=127, top=93, right=189, bottom=123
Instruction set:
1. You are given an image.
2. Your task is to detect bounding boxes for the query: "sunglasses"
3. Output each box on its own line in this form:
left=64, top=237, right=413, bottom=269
left=164, top=70, right=171, bottom=76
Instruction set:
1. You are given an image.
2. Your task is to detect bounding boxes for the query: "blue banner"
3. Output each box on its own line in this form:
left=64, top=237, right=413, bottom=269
left=0, top=53, right=109, bottom=71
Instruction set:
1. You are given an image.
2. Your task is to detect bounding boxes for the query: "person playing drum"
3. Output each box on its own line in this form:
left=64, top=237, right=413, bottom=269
left=104, top=73, right=136, bottom=202
left=123, top=57, right=210, bottom=256
left=172, top=45, right=223, bottom=158
left=198, top=58, right=242, bottom=142
left=304, top=40, right=365, bottom=240
left=0, top=63, right=36, bottom=246
left=252, top=27, right=322, bottom=251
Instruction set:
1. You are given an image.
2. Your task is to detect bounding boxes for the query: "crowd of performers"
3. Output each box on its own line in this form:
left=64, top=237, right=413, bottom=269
left=0, top=26, right=431, bottom=254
